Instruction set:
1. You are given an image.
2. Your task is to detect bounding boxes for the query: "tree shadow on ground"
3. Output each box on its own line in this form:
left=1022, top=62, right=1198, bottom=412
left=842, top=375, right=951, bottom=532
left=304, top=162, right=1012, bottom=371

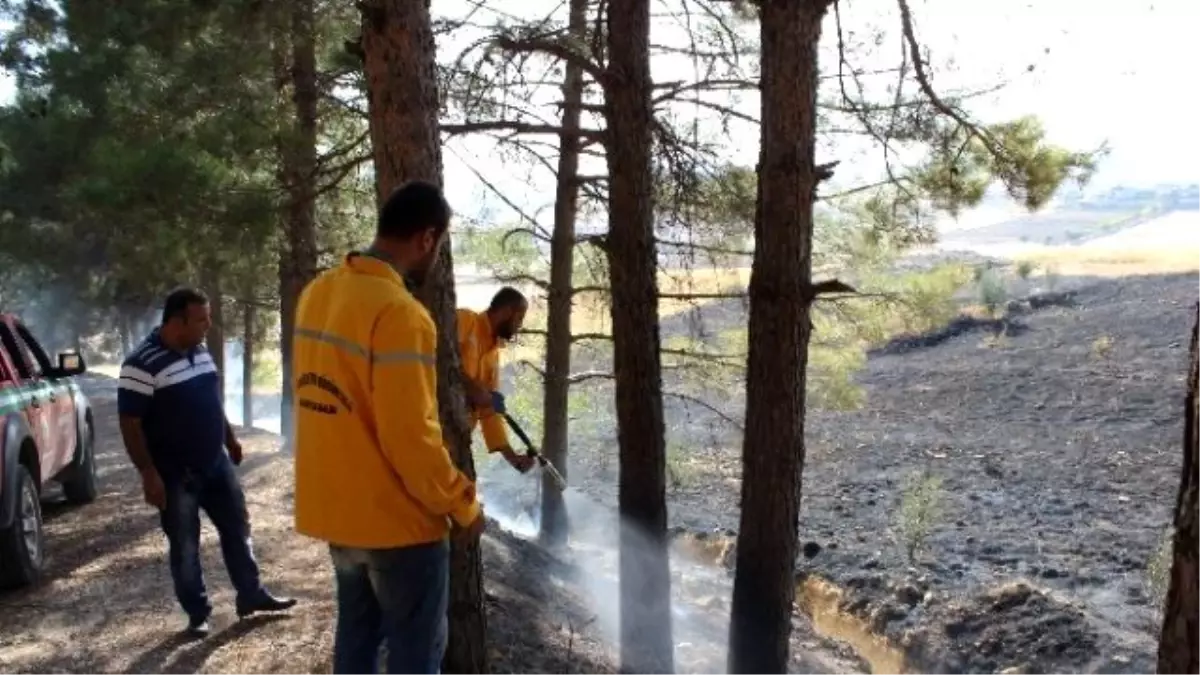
left=127, top=614, right=289, bottom=674
left=236, top=449, right=284, bottom=475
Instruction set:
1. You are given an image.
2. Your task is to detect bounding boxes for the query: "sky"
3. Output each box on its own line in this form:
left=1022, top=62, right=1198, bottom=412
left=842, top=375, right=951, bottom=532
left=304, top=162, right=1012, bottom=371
left=432, top=0, right=1200, bottom=228
left=1, top=0, right=1195, bottom=230
left=903, top=0, right=1198, bottom=187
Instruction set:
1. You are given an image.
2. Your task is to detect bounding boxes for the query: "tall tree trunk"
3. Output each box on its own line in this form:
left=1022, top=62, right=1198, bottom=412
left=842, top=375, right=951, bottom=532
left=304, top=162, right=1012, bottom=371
left=203, top=269, right=226, bottom=401
left=1158, top=304, right=1199, bottom=674
left=118, top=310, right=132, bottom=354
left=243, top=300, right=257, bottom=429
left=728, top=0, right=828, bottom=672
left=277, top=0, right=319, bottom=445
left=538, top=0, right=588, bottom=548
left=360, top=1, right=487, bottom=672
left=604, top=0, right=672, bottom=670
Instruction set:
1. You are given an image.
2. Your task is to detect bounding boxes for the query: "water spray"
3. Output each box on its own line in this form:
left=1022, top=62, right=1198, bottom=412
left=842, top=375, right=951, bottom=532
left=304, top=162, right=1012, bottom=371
left=501, top=412, right=569, bottom=491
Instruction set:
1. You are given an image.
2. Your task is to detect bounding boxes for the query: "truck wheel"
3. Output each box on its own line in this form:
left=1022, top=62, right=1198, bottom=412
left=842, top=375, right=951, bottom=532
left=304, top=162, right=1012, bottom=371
left=62, top=419, right=97, bottom=504
left=0, top=464, right=44, bottom=589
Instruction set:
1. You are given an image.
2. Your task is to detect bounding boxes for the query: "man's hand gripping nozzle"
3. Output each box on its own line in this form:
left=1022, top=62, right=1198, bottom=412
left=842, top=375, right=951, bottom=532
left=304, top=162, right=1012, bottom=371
left=501, top=412, right=568, bottom=491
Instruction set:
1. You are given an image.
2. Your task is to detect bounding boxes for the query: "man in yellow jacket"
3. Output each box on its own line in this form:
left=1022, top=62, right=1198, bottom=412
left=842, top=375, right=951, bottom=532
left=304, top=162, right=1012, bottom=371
left=290, top=180, right=483, bottom=675
left=457, top=287, right=535, bottom=473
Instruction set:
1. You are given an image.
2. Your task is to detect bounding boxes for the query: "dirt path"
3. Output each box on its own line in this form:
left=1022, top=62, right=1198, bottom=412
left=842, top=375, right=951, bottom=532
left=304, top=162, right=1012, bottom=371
left=0, top=387, right=337, bottom=673
left=0, top=379, right=860, bottom=674
left=0, top=384, right=613, bottom=673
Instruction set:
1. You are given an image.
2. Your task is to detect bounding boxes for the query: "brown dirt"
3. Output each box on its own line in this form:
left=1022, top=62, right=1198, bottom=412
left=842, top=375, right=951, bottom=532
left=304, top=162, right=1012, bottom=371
left=0, top=391, right=619, bottom=674
left=0, top=384, right=862, bottom=674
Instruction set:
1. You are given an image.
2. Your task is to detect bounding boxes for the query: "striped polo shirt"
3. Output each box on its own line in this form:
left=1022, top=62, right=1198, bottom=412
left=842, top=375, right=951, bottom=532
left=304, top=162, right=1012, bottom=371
left=117, top=328, right=226, bottom=481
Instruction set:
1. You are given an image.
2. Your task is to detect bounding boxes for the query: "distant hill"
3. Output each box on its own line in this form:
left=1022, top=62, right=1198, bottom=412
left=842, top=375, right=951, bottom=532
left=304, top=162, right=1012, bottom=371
left=933, top=200, right=1199, bottom=260
left=936, top=209, right=1148, bottom=251
left=1061, top=182, right=1199, bottom=212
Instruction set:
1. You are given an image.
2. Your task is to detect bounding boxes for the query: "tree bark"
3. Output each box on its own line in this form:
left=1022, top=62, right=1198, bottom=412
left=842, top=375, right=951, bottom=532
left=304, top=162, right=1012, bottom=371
left=728, top=0, right=829, bottom=672
left=243, top=300, right=256, bottom=429
left=118, top=310, right=133, bottom=354
left=360, top=1, right=487, bottom=672
left=538, top=0, right=588, bottom=548
left=276, top=0, right=319, bottom=445
left=1158, top=304, right=1198, bottom=674
left=604, top=0, right=673, bottom=670
left=203, top=269, right=226, bottom=400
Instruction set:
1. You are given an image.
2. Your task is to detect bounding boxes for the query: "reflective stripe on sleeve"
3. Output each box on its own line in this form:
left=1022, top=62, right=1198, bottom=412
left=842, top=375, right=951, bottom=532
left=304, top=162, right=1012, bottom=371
left=374, top=350, right=436, bottom=366
left=295, top=328, right=370, bottom=359
left=295, top=327, right=435, bottom=366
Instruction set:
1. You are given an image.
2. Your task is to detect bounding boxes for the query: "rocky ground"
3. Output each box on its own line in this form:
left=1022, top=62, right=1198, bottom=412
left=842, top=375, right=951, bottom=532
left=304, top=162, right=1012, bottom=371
left=498, top=270, right=1197, bottom=673
left=0, top=378, right=862, bottom=674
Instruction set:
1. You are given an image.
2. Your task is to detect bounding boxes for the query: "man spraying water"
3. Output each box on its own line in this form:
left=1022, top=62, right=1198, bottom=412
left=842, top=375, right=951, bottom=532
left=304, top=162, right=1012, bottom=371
left=456, top=287, right=533, bottom=473
left=457, top=287, right=568, bottom=490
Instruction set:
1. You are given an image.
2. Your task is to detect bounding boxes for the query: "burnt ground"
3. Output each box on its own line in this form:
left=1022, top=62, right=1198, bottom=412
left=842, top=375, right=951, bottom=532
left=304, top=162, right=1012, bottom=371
left=792, top=272, right=1195, bottom=674
left=489, top=270, right=1198, bottom=674
left=0, top=378, right=862, bottom=674
left=3, top=269, right=1193, bottom=674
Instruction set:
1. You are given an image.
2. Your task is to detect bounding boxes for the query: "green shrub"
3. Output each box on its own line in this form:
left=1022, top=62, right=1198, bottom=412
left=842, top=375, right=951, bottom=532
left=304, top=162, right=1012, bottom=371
left=808, top=344, right=866, bottom=410
left=978, top=270, right=1008, bottom=318
left=896, top=470, right=945, bottom=563
left=897, top=263, right=973, bottom=334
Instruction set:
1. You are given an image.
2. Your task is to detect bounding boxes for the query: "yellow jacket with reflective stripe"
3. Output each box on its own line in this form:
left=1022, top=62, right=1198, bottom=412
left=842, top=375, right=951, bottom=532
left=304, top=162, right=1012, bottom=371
left=291, top=253, right=480, bottom=549
left=456, top=308, right=510, bottom=452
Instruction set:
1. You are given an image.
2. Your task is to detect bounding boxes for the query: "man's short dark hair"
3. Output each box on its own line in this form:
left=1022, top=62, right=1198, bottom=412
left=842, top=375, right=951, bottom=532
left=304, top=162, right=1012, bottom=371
left=378, top=180, right=452, bottom=240
left=489, top=286, right=528, bottom=312
left=162, top=287, right=209, bottom=324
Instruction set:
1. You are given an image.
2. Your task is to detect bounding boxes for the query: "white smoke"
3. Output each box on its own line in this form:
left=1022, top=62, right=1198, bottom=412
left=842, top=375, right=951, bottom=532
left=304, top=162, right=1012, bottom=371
left=480, top=463, right=735, bottom=674
left=221, top=339, right=282, bottom=432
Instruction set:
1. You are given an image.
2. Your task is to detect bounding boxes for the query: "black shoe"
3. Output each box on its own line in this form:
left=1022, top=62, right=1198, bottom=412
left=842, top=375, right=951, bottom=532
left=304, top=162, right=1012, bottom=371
left=236, top=590, right=297, bottom=619
left=186, top=614, right=211, bottom=638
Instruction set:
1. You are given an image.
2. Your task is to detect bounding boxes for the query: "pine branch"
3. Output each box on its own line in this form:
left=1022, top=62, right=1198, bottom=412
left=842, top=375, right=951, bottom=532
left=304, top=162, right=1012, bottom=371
left=441, top=120, right=603, bottom=141
left=493, top=35, right=607, bottom=84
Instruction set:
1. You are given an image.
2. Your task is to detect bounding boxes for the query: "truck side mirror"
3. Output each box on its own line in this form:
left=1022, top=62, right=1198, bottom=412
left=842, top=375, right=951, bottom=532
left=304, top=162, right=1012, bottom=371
left=57, top=351, right=86, bottom=376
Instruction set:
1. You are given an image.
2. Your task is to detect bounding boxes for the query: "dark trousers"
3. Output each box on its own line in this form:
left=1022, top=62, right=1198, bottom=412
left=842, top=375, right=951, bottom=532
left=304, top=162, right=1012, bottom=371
left=330, top=540, right=450, bottom=674
left=159, top=454, right=263, bottom=621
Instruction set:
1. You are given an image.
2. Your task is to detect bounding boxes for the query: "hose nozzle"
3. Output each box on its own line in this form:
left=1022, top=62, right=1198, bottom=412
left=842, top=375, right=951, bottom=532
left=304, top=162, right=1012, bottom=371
left=502, top=412, right=568, bottom=491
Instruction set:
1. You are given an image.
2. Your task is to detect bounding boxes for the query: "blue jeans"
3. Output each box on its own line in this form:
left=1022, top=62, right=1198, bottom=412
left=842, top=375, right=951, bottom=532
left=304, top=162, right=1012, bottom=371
left=159, top=454, right=263, bottom=621
left=330, top=541, right=449, bottom=674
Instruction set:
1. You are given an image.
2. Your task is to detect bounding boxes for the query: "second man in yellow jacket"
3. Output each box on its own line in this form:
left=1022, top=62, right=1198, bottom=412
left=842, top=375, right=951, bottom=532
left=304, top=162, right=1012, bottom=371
left=456, top=287, right=535, bottom=474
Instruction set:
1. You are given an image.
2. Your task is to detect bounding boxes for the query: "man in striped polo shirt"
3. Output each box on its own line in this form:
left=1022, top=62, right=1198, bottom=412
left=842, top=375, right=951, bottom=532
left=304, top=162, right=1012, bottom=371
left=117, top=287, right=295, bottom=637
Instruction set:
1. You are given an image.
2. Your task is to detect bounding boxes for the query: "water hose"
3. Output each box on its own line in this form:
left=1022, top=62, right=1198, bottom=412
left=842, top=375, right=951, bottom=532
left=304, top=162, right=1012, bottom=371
left=501, top=412, right=569, bottom=491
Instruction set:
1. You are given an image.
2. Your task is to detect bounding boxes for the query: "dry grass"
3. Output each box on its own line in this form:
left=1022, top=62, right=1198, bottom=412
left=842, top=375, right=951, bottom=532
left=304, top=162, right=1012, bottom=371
left=571, top=266, right=749, bottom=330
left=1014, top=246, right=1199, bottom=278
left=91, top=267, right=752, bottom=395
left=511, top=266, right=750, bottom=364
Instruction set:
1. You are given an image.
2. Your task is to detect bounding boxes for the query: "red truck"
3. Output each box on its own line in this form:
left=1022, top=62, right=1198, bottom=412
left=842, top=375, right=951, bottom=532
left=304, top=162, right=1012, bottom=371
left=0, top=313, right=96, bottom=589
